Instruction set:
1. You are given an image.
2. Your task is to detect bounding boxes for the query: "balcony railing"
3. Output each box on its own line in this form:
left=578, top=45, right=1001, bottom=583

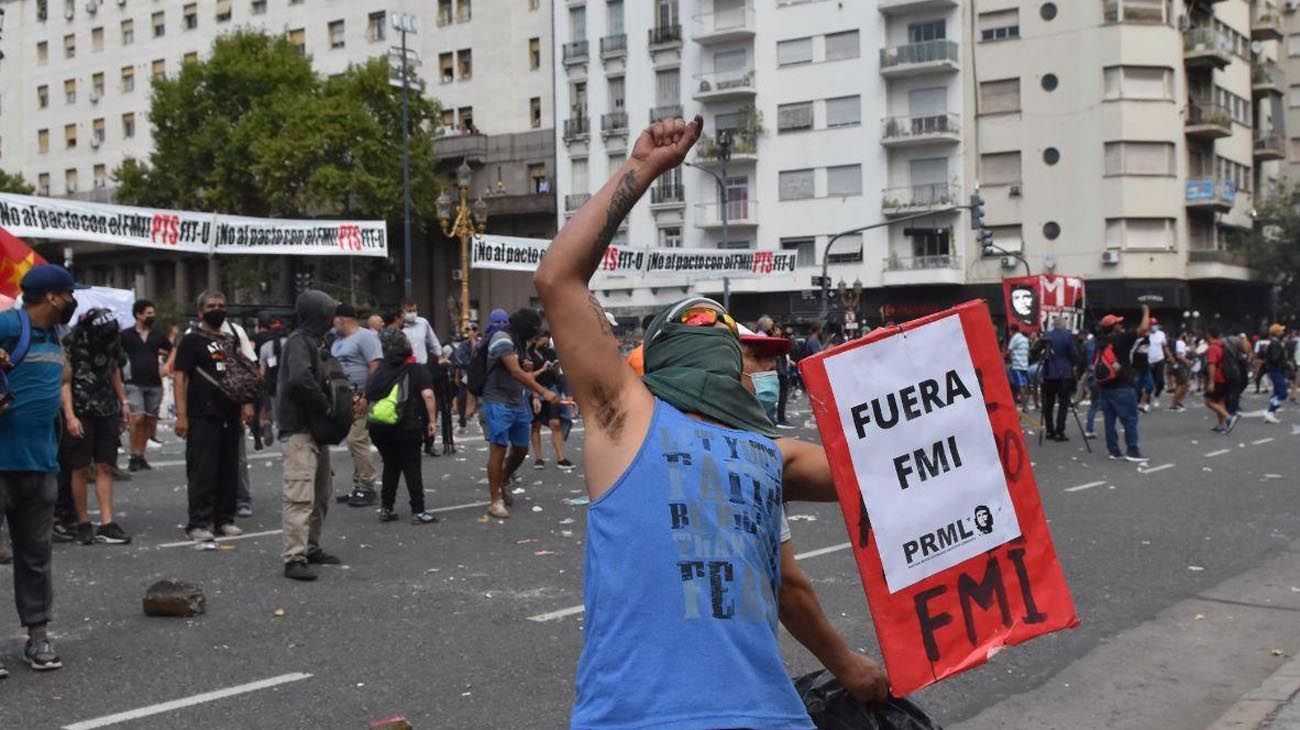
left=695, top=199, right=758, bottom=227
left=1253, top=61, right=1283, bottom=93
left=562, top=40, right=589, bottom=64
left=648, top=24, right=683, bottom=47
left=651, top=183, right=685, bottom=205
left=1252, top=12, right=1283, bottom=41
left=1185, top=100, right=1233, bottom=136
left=600, top=33, right=627, bottom=56
left=1185, top=177, right=1237, bottom=208
left=884, top=254, right=962, bottom=272
left=881, top=183, right=960, bottom=214
left=1102, top=0, right=1168, bottom=23
left=601, top=111, right=628, bottom=132
left=564, top=193, right=592, bottom=212
left=879, top=39, right=959, bottom=72
left=1183, top=27, right=1233, bottom=68
left=650, top=104, right=684, bottom=122
left=1254, top=132, right=1283, bottom=159
left=881, top=113, right=960, bottom=142
left=562, top=116, right=589, bottom=140
left=696, top=132, right=758, bottom=162
left=691, top=3, right=755, bottom=43
left=693, top=68, right=756, bottom=100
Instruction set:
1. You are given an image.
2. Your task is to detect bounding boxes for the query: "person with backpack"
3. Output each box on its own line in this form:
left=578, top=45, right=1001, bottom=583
left=1039, top=317, right=1078, bottom=442
left=0, top=264, right=85, bottom=675
left=173, top=291, right=257, bottom=543
left=473, top=307, right=560, bottom=519
left=1203, top=326, right=1239, bottom=433
left=256, top=317, right=287, bottom=443
left=365, top=329, right=439, bottom=525
left=1094, top=307, right=1151, bottom=462
left=279, top=290, right=347, bottom=581
left=1262, top=324, right=1289, bottom=425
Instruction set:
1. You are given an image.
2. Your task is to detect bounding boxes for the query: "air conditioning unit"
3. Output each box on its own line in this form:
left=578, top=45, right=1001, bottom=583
left=1000, top=256, right=1018, bottom=270
left=1009, top=184, right=1022, bottom=197
left=89, top=91, right=100, bottom=103
left=1287, top=0, right=1300, bottom=13
left=1101, top=250, right=1121, bottom=265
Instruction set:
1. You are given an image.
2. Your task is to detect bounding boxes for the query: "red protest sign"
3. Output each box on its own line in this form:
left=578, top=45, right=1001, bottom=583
left=799, top=300, right=1078, bottom=697
left=1003, top=274, right=1086, bottom=335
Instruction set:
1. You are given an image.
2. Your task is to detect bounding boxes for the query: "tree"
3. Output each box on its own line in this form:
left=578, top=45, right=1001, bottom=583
left=0, top=169, right=34, bottom=195
left=1237, top=186, right=1300, bottom=322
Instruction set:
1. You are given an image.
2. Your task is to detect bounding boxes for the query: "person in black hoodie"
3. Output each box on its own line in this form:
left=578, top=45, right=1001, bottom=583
left=366, top=330, right=440, bottom=524
left=279, top=290, right=343, bottom=581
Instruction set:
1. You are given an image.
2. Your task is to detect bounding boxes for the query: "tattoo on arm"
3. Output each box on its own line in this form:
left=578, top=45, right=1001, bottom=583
left=588, top=293, right=613, bottom=336
left=597, top=170, right=640, bottom=249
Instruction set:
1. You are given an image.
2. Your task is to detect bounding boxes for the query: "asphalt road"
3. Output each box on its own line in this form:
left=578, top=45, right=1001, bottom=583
left=0, top=389, right=1297, bottom=730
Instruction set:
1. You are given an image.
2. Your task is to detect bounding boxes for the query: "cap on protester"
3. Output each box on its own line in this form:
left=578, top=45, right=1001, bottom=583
left=737, top=323, right=791, bottom=357
left=1270, top=323, right=1285, bottom=337
left=604, top=311, right=619, bottom=329
left=1099, top=314, right=1124, bottom=329
left=334, top=303, right=358, bottom=319
left=20, top=264, right=89, bottom=295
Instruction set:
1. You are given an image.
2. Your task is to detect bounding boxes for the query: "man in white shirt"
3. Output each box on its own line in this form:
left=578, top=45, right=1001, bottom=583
left=399, top=297, right=442, bottom=454
left=1145, top=320, right=1168, bottom=408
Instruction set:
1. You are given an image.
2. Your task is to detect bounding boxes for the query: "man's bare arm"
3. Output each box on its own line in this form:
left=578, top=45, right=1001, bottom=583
left=779, top=437, right=837, bottom=503
left=501, top=352, right=556, bottom=402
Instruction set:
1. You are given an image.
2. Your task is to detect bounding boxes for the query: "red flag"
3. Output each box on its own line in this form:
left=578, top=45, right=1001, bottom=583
left=0, top=227, right=47, bottom=299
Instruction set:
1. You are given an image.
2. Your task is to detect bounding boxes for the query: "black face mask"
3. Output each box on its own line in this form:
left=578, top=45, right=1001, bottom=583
left=142, top=316, right=156, bottom=328
left=202, top=309, right=227, bottom=328
left=58, top=295, right=78, bottom=325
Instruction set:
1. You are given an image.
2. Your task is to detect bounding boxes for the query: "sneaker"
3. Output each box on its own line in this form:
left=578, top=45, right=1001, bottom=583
left=379, top=509, right=400, bottom=523
left=127, top=455, right=145, bottom=472
left=1211, top=425, right=1226, bottom=433
left=556, top=459, right=576, bottom=471
left=187, top=527, right=215, bottom=543
left=284, top=560, right=317, bottom=581
left=305, top=549, right=341, bottom=565
left=487, top=500, right=510, bottom=519
left=1055, top=433, right=1070, bottom=442
left=76, top=522, right=95, bottom=546
left=95, top=522, right=132, bottom=545
left=1107, top=452, right=1123, bottom=460
left=411, top=512, right=439, bottom=525
left=1124, top=451, right=1148, bottom=463
left=217, top=524, right=243, bottom=537
left=147, top=438, right=163, bottom=450
left=776, top=422, right=798, bottom=430
left=1169, top=404, right=1187, bottom=413
left=1083, top=431, right=1097, bottom=438
left=23, top=638, right=62, bottom=671
left=347, top=489, right=378, bottom=507
left=533, top=459, right=546, bottom=470
left=253, top=433, right=264, bottom=451
left=1225, top=413, right=1241, bottom=434
left=1263, top=411, right=1281, bottom=424
left=236, top=503, right=254, bottom=518
left=1138, top=404, right=1150, bottom=413
left=51, top=522, right=76, bottom=543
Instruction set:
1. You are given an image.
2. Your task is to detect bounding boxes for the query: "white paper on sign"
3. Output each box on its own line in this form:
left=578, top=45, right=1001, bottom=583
left=822, top=314, right=1021, bottom=593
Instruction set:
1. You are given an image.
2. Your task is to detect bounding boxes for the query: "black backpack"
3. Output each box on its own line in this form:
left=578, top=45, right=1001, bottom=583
left=1219, top=342, right=1245, bottom=385
left=284, top=330, right=353, bottom=445
left=466, top=339, right=490, bottom=398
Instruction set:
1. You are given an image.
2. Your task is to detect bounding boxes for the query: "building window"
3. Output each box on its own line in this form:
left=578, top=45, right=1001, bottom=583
left=828, top=233, right=864, bottom=264
left=184, top=3, right=198, bottom=30
left=152, top=59, right=166, bottom=80
left=458, top=49, right=473, bottom=80
left=65, top=124, right=78, bottom=150
left=38, top=174, right=50, bottom=196
left=92, top=26, right=104, bottom=52
left=183, top=51, right=199, bottom=65
left=1102, top=66, right=1173, bottom=100
left=37, top=86, right=49, bottom=109
left=530, top=0, right=541, bottom=9
left=252, top=0, right=268, bottom=15
left=909, top=229, right=950, bottom=259
left=779, top=169, right=815, bottom=200
left=1104, top=0, right=1171, bottom=24
left=287, top=28, right=306, bottom=54
left=1105, top=218, right=1175, bottom=250
left=777, top=101, right=814, bottom=133
left=122, top=66, right=135, bottom=92
left=65, top=169, right=79, bottom=194
left=457, top=0, right=472, bottom=22
left=37, top=41, right=49, bottom=65
left=94, top=164, right=108, bottom=189
left=91, top=72, right=104, bottom=98
left=1291, top=138, right=1300, bottom=163
left=92, top=118, right=105, bottom=144
left=826, top=165, right=862, bottom=197
left=825, top=96, right=861, bottom=127
left=979, top=9, right=1019, bottom=41
left=64, top=79, right=77, bottom=104
left=458, top=107, right=474, bottom=131
left=530, top=97, right=542, bottom=128
left=440, top=53, right=454, bottom=83
left=908, top=21, right=946, bottom=43
left=38, top=130, right=50, bottom=154
left=781, top=238, right=815, bottom=267
left=659, top=227, right=683, bottom=249
left=366, top=11, right=385, bottom=40
left=607, top=77, right=625, bottom=110
left=980, top=151, right=1022, bottom=185
left=528, top=163, right=548, bottom=193
left=216, top=0, right=233, bottom=21
left=121, top=19, right=134, bottom=45
left=1103, top=141, right=1175, bottom=176
left=122, top=113, right=136, bottom=138
left=776, top=37, right=813, bottom=66
left=979, top=78, right=1021, bottom=114
left=655, top=68, right=680, bottom=106
left=1289, top=34, right=1300, bottom=57
left=152, top=11, right=166, bottom=38
left=824, top=30, right=860, bottom=60
left=329, top=20, right=345, bottom=49
left=570, top=6, right=587, bottom=40
left=529, top=37, right=541, bottom=69
left=64, top=33, right=76, bottom=59
left=438, top=0, right=454, bottom=25
left=571, top=157, right=589, bottom=193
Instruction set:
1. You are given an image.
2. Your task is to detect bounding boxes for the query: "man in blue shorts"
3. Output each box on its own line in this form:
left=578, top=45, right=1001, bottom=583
left=1007, top=323, right=1030, bottom=409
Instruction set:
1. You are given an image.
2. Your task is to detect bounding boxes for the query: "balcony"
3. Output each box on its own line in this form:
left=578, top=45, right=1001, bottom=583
left=882, top=254, right=964, bottom=286
left=881, top=113, right=961, bottom=148
left=878, top=0, right=958, bottom=15
left=695, top=133, right=758, bottom=166
left=1188, top=249, right=1247, bottom=265
left=564, top=193, right=592, bottom=212
left=648, top=24, right=683, bottom=49
left=1252, top=61, right=1283, bottom=97
left=562, top=40, right=589, bottom=66
left=1252, top=12, right=1283, bottom=42
left=1183, top=28, right=1232, bottom=70
left=1254, top=131, right=1284, bottom=161
left=881, top=183, right=960, bottom=217
left=650, top=104, right=684, bottom=123
left=693, top=68, right=756, bottom=102
left=600, top=33, right=627, bottom=59
left=562, top=116, right=590, bottom=142
left=879, top=40, right=960, bottom=79
left=650, top=183, right=685, bottom=206
left=600, top=111, right=628, bottom=135
left=433, top=132, right=488, bottom=164
left=1185, top=100, right=1232, bottom=140
left=691, top=4, right=755, bottom=45
left=695, top=200, right=759, bottom=228
left=1185, top=177, right=1237, bottom=213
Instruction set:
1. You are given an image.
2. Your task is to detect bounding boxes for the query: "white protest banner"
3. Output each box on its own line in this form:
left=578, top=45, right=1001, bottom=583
left=211, top=215, right=387, bottom=257
left=821, top=312, right=1022, bottom=593
left=643, top=248, right=798, bottom=278
left=470, top=235, right=551, bottom=272
left=469, top=236, right=799, bottom=280
left=72, top=286, right=136, bottom=330
left=0, top=193, right=212, bottom=255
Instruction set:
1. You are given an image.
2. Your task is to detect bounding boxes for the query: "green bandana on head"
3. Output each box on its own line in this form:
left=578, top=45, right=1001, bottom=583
left=642, top=297, right=779, bottom=438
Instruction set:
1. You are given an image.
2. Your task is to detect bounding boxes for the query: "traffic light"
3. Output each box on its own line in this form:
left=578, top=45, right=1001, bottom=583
left=978, top=228, right=994, bottom=255
left=969, top=193, right=985, bottom=230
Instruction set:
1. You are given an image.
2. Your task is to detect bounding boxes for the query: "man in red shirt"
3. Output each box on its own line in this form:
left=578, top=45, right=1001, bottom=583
left=1203, top=326, right=1235, bottom=433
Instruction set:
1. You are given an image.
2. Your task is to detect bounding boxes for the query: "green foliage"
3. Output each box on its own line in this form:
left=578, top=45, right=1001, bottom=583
left=1238, top=186, right=1300, bottom=321
left=0, top=169, right=35, bottom=195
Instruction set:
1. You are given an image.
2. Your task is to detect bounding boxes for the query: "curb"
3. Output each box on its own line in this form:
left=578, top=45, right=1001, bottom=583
left=1207, top=654, right=1300, bottom=730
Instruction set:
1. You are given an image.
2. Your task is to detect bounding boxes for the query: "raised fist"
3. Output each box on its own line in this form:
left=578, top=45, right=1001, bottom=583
left=631, top=115, right=704, bottom=179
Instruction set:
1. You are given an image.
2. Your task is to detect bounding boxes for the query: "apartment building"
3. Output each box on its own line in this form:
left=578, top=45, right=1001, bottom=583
left=0, top=0, right=554, bottom=324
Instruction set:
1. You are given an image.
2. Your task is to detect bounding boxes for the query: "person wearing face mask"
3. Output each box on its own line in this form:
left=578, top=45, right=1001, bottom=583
left=0, top=264, right=89, bottom=675
left=398, top=297, right=442, bottom=455
left=172, top=291, right=255, bottom=543
left=120, top=299, right=172, bottom=472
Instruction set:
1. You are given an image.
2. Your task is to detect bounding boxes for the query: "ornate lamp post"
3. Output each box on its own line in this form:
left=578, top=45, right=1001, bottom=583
left=437, top=160, right=487, bottom=334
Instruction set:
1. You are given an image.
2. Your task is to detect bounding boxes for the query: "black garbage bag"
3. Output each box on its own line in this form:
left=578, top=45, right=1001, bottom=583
left=794, top=670, right=944, bottom=730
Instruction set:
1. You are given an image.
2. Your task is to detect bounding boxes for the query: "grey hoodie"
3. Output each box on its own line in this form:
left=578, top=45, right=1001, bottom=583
left=276, top=290, right=339, bottom=438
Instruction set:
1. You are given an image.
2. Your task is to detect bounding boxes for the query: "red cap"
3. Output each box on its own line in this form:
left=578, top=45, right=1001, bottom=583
left=1099, top=314, right=1124, bottom=329
left=1150, top=316, right=1159, bottom=325
left=737, top=323, right=791, bottom=357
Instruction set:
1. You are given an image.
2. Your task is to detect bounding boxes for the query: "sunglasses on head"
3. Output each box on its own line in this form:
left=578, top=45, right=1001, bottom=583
left=679, top=306, right=739, bottom=338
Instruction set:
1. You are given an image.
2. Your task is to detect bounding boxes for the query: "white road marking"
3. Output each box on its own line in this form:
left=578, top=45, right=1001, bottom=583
left=156, top=529, right=284, bottom=549
left=428, top=500, right=490, bottom=514
left=526, top=541, right=854, bottom=622
left=1065, top=480, right=1106, bottom=493
left=63, top=672, right=312, bottom=730
left=1252, top=437, right=1275, bottom=445
left=1139, top=463, right=1174, bottom=475
left=1204, top=448, right=1231, bottom=457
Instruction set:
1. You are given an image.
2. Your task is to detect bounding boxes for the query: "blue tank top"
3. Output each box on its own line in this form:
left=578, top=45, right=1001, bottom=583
left=572, top=399, right=813, bottom=730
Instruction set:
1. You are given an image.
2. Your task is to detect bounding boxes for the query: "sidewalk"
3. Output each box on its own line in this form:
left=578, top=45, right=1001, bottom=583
left=1207, top=654, right=1300, bottom=730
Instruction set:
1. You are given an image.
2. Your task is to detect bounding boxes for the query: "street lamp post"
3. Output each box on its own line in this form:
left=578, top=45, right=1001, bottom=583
left=390, top=13, right=418, bottom=298
left=436, top=161, right=487, bottom=334
left=684, top=130, right=733, bottom=309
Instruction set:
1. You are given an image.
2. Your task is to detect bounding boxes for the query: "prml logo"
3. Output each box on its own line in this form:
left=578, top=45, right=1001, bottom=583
left=902, top=505, right=995, bottom=566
